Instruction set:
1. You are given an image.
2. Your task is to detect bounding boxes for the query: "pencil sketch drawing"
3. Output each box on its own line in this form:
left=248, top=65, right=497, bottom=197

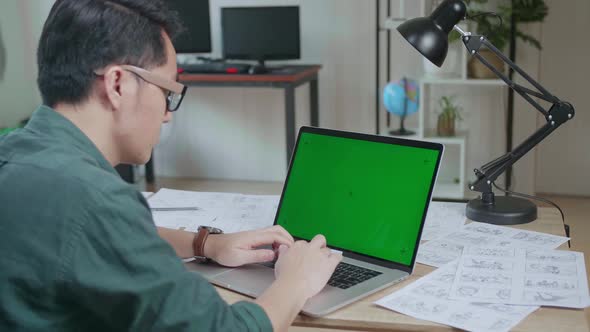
left=526, top=250, right=576, bottom=263
left=497, top=241, right=515, bottom=247
left=490, top=318, right=512, bottom=330
left=497, top=289, right=511, bottom=300
left=449, top=311, right=473, bottom=324
left=447, top=232, right=494, bottom=246
left=461, top=272, right=511, bottom=285
left=464, top=259, right=512, bottom=271
left=472, top=303, right=518, bottom=315
left=467, top=247, right=515, bottom=258
left=411, top=283, right=449, bottom=299
left=398, top=296, right=448, bottom=314
left=417, top=252, right=456, bottom=266
left=526, top=263, right=576, bottom=276
left=457, top=286, right=479, bottom=297
left=529, top=291, right=569, bottom=303
left=511, top=232, right=561, bottom=246
left=433, top=272, right=456, bottom=283
left=465, top=224, right=507, bottom=236
left=525, top=278, right=577, bottom=290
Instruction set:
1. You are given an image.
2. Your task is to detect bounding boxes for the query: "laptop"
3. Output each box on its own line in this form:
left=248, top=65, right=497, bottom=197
left=186, top=126, right=443, bottom=316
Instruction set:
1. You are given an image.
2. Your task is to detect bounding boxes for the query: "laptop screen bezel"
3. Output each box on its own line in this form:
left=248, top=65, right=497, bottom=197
left=272, top=126, right=444, bottom=274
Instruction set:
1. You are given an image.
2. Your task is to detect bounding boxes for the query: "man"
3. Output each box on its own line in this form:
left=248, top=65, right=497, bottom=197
left=0, top=0, right=341, bottom=331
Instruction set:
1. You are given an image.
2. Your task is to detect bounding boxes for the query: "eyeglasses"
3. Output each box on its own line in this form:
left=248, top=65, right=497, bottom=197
left=95, top=65, right=187, bottom=112
left=121, top=65, right=187, bottom=112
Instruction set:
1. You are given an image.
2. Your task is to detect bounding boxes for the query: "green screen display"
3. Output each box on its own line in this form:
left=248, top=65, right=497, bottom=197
left=276, top=131, right=440, bottom=266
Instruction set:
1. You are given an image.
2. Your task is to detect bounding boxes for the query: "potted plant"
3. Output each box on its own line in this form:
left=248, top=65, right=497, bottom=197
left=437, top=96, right=463, bottom=137
left=466, top=0, right=548, bottom=78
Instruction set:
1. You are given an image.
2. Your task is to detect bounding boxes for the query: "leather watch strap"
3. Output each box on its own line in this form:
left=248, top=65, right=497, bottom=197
left=193, top=227, right=210, bottom=258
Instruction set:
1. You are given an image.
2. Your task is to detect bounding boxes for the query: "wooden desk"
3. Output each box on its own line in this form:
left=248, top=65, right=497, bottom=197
left=179, top=65, right=322, bottom=166
left=216, top=207, right=589, bottom=331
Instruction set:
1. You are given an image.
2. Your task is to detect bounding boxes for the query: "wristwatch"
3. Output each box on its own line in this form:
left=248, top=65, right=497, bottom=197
left=192, top=226, right=223, bottom=263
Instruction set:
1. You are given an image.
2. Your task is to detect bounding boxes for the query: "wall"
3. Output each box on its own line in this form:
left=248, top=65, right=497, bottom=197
left=154, top=0, right=377, bottom=181
left=0, top=0, right=47, bottom=128
left=534, top=0, right=590, bottom=196
left=507, top=22, right=542, bottom=196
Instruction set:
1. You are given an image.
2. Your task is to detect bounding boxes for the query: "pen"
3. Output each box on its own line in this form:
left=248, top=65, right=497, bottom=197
left=150, top=207, right=200, bottom=211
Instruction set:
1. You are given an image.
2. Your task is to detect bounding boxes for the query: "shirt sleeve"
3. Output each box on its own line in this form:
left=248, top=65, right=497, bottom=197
left=62, top=184, right=273, bottom=331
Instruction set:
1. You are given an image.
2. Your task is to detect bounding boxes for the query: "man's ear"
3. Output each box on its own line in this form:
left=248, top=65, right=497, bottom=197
left=101, top=66, right=128, bottom=111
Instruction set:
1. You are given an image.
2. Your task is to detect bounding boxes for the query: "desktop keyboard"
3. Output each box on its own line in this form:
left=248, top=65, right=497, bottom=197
left=179, top=62, right=250, bottom=74
left=327, top=262, right=382, bottom=289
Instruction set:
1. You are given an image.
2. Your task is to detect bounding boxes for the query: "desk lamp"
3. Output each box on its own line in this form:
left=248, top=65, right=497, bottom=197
left=396, top=0, right=575, bottom=225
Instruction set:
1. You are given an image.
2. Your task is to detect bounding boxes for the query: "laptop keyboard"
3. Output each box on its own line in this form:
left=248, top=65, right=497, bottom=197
left=327, top=262, right=382, bottom=289
left=259, top=261, right=382, bottom=290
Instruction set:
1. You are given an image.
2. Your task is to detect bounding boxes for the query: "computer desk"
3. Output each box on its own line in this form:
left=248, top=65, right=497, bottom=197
left=178, top=65, right=321, bottom=167
left=214, top=207, right=589, bottom=331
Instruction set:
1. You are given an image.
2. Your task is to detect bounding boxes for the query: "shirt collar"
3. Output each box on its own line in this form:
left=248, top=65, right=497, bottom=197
left=25, top=105, right=117, bottom=175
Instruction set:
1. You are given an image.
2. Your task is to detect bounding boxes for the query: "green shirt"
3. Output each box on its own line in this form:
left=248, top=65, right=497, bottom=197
left=0, top=106, right=273, bottom=331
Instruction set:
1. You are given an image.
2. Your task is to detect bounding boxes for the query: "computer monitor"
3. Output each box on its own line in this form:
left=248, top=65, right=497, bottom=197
left=168, top=0, right=212, bottom=54
left=222, top=6, right=300, bottom=68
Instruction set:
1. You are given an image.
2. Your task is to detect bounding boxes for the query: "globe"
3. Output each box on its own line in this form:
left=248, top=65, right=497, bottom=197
left=383, top=77, right=419, bottom=135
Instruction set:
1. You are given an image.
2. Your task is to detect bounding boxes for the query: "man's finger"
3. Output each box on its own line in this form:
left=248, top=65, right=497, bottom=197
left=330, top=252, right=343, bottom=268
left=310, top=234, right=327, bottom=248
left=252, top=231, right=293, bottom=248
left=267, top=225, right=295, bottom=244
left=240, top=249, right=275, bottom=265
left=266, top=229, right=294, bottom=248
left=320, top=247, right=332, bottom=256
left=261, top=225, right=294, bottom=247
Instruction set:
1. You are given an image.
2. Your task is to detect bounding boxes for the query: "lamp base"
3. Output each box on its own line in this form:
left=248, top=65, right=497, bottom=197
left=389, top=128, right=415, bottom=136
left=466, top=196, right=537, bottom=225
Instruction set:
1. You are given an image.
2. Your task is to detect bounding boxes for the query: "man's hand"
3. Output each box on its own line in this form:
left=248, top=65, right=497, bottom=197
left=274, top=234, right=342, bottom=300
left=204, top=225, right=294, bottom=267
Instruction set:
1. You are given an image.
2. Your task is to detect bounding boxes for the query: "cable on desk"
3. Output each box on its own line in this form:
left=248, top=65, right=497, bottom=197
left=492, top=182, right=570, bottom=248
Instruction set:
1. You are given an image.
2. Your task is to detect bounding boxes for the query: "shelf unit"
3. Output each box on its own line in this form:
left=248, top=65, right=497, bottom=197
left=378, top=0, right=507, bottom=200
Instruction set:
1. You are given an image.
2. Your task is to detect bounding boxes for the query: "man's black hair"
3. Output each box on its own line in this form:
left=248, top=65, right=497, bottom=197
left=37, top=0, right=182, bottom=107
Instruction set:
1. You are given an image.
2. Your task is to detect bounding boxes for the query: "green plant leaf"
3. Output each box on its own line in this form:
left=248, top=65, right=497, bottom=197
left=438, top=96, right=463, bottom=121
left=512, top=0, right=548, bottom=22
left=515, top=30, right=542, bottom=49
left=467, top=0, right=547, bottom=51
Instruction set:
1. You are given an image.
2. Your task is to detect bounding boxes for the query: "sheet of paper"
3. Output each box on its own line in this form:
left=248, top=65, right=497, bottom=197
left=148, top=188, right=279, bottom=233
left=147, top=188, right=236, bottom=211
left=416, top=238, right=465, bottom=267
left=416, top=222, right=570, bottom=267
left=141, top=192, right=154, bottom=199
left=375, top=262, right=539, bottom=332
left=151, top=210, right=217, bottom=232
left=461, top=222, right=570, bottom=248
left=421, top=202, right=467, bottom=241
left=449, top=247, right=590, bottom=308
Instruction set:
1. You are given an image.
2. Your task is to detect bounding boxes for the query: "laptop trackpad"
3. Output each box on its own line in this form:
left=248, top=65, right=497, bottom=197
left=215, top=264, right=275, bottom=298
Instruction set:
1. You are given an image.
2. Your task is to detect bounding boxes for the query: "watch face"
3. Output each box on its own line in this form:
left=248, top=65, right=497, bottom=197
left=199, top=225, right=223, bottom=234
left=193, top=256, right=210, bottom=263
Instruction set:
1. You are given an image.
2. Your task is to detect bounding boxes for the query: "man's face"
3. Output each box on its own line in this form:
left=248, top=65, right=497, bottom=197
left=114, top=32, right=177, bottom=165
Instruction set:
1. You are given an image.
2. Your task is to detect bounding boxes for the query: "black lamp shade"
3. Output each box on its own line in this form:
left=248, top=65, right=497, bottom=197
left=396, top=0, right=466, bottom=68
left=397, top=17, right=449, bottom=67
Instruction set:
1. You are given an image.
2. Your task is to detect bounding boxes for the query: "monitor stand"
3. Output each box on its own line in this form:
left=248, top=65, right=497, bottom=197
left=249, top=59, right=270, bottom=74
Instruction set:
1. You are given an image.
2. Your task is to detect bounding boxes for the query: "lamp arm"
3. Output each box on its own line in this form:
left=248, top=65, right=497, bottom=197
left=452, top=27, right=576, bottom=195
left=471, top=122, right=555, bottom=193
